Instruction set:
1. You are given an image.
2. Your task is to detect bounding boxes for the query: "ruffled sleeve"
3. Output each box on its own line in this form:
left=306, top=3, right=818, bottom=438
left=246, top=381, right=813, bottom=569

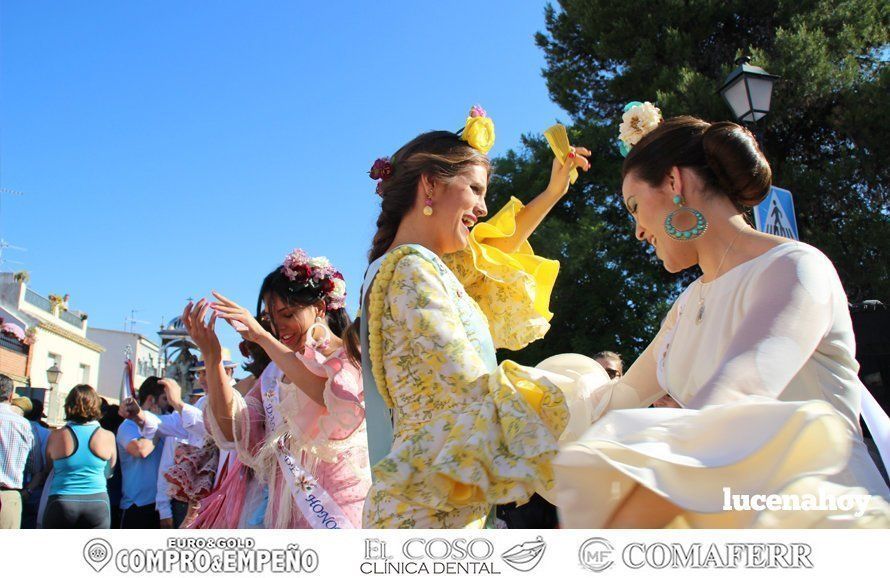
left=279, top=346, right=366, bottom=462
left=442, top=196, right=559, bottom=350
left=203, top=380, right=268, bottom=472
left=368, top=246, right=569, bottom=511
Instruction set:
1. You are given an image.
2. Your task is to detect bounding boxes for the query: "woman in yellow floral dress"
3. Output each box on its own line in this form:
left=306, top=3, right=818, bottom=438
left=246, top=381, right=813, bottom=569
left=359, top=107, right=591, bottom=528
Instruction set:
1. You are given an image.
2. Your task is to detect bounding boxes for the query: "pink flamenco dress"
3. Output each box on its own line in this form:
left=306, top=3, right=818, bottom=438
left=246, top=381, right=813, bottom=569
left=205, top=343, right=371, bottom=529
left=186, top=402, right=265, bottom=529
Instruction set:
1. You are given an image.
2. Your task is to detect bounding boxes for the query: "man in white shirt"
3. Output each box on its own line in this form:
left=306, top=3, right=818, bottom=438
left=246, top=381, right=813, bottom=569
left=129, top=378, right=205, bottom=528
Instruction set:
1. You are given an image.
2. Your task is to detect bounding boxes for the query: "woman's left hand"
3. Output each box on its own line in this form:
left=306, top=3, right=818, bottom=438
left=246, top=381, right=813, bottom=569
left=546, top=146, right=591, bottom=198
left=210, top=291, right=269, bottom=343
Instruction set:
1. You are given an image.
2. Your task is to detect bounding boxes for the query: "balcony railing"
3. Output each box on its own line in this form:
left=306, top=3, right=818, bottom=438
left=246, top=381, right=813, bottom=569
left=24, top=289, right=53, bottom=313
left=23, top=289, right=84, bottom=329
left=60, top=309, right=84, bottom=328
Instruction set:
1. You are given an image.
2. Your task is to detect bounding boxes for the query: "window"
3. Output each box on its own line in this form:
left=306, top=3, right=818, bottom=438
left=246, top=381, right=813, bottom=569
left=48, top=353, right=61, bottom=370
left=79, top=364, right=91, bottom=385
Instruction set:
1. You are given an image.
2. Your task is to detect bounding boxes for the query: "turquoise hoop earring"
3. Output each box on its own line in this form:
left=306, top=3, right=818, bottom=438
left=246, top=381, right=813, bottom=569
left=664, top=195, right=708, bottom=240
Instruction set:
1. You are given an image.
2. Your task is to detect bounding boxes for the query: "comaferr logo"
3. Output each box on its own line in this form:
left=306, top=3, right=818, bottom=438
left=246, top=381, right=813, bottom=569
left=621, top=542, right=813, bottom=569
left=576, top=539, right=816, bottom=571
left=579, top=538, right=615, bottom=573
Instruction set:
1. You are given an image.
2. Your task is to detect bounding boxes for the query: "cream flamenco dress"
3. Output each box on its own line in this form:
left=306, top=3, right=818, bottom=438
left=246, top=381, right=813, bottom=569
left=360, top=197, right=578, bottom=529
left=554, top=242, right=890, bottom=528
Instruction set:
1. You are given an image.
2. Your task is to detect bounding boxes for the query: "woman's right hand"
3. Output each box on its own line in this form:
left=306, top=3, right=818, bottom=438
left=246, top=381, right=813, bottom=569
left=209, top=291, right=271, bottom=344
left=545, top=146, right=591, bottom=199
left=182, top=299, right=222, bottom=362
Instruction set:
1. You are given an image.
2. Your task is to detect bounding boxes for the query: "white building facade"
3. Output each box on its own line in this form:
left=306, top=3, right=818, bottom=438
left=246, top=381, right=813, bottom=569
left=0, top=273, right=104, bottom=426
left=87, top=328, right=163, bottom=403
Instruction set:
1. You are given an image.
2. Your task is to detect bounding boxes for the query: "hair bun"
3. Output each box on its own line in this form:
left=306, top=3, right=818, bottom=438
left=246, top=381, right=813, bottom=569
left=702, top=122, right=772, bottom=207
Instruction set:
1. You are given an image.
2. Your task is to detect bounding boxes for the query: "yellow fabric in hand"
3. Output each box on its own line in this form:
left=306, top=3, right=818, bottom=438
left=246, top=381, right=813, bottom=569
left=544, top=124, right=578, bottom=184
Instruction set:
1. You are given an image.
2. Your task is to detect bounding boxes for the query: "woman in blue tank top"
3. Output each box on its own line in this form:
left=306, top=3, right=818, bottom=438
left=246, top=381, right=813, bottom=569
left=44, top=385, right=117, bottom=529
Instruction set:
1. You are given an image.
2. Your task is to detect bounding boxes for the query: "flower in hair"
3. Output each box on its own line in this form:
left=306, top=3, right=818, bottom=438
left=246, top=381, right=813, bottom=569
left=282, top=248, right=310, bottom=281
left=281, top=249, right=347, bottom=310
left=469, top=105, right=487, bottom=118
left=461, top=105, right=495, bottom=154
left=618, top=101, right=662, bottom=157
left=369, top=156, right=394, bottom=197
left=369, top=157, right=393, bottom=181
left=328, top=276, right=347, bottom=310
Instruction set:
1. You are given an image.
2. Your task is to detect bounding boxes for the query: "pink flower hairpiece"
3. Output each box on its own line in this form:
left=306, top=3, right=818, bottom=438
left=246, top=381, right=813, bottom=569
left=281, top=249, right=347, bottom=310
left=469, top=105, right=487, bottom=118
left=369, top=157, right=394, bottom=197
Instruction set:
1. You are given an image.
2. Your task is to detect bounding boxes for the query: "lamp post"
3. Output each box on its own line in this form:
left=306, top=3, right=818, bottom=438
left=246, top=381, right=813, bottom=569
left=46, top=364, right=62, bottom=387
left=46, top=364, right=62, bottom=425
left=718, top=56, right=780, bottom=142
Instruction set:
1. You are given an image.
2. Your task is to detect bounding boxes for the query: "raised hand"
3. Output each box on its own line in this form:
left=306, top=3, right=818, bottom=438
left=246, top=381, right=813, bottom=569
left=118, top=397, right=141, bottom=420
left=546, top=146, right=592, bottom=198
left=182, top=299, right=222, bottom=362
left=209, top=291, right=269, bottom=343
left=158, top=377, right=184, bottom=412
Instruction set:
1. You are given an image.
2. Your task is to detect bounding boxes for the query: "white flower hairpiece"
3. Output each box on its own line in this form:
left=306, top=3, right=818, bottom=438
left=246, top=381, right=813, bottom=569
left=618, top=101, right=663, bottom=157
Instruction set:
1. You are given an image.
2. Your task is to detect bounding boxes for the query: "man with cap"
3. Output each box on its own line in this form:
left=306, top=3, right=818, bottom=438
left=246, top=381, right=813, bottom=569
left=189, top=348, right=239, bottom=398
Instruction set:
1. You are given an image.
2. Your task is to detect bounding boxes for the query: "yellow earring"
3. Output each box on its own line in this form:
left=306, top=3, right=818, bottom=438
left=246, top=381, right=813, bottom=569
left=423, top=191, right=433, bottom=217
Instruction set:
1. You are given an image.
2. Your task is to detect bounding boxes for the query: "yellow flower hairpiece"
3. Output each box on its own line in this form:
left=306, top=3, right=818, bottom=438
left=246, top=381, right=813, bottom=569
left=458, top=105, right=495, bottom=154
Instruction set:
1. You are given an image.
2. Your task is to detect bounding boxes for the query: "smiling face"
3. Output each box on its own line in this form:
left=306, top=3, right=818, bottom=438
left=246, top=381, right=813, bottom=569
left=621, top=169, right=700, bottom=273
left=264, top=293, right=323, bottom=353
left=425, top=163, right=489, bottom=255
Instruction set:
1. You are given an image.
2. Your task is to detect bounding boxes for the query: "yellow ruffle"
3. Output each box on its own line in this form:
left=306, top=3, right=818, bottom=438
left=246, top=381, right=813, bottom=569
left=443, top=197, right=559, bottom=351
left=371, top=359, right=568, bottom=511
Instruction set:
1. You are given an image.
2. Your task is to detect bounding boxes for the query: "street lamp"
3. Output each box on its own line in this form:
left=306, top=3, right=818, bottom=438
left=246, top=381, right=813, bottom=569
left=718, top=56, right=780, bottom=123
left=45, top=363, right=63, bottom=425
left=46, top=364, right=62, bottom=386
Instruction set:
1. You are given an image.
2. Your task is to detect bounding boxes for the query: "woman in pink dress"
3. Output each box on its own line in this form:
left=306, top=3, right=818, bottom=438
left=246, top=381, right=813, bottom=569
left=184, top=249, right=370, bottom=529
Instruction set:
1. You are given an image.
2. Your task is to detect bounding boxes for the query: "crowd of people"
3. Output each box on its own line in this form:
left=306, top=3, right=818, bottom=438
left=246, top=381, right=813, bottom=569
left=1, top=104, right=888, bottom=529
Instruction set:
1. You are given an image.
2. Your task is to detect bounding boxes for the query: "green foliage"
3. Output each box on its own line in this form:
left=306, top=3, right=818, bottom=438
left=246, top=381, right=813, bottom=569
left=492, top=0, right=888, bottom=364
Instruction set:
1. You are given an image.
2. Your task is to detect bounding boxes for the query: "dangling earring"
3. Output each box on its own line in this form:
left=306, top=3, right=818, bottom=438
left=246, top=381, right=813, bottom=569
left=664, top=195, right=708, bottom=240
left=423, top=189, right=434, bottom=217
left=305, top=315, right=332, bottom=351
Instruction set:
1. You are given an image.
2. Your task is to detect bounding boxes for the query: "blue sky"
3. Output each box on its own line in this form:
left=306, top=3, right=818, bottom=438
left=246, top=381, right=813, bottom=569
left=1, top=1, right=566, bottom=369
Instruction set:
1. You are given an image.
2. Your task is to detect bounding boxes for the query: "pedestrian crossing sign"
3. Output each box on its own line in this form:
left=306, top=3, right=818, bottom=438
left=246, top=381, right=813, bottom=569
left=754, top=186, right=799, bottom=240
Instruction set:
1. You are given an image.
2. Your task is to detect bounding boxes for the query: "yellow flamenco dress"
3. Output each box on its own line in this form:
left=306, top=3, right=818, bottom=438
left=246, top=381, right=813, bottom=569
left=360, top=197, right=579, bottom=529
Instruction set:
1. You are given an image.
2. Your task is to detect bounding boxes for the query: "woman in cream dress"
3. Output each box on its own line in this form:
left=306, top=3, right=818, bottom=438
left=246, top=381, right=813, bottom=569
left=554, top=112, right=890, bottom=528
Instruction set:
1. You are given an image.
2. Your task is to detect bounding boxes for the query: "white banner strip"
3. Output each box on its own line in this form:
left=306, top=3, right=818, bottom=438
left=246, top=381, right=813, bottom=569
left=2, top=529, right=888, bottom=577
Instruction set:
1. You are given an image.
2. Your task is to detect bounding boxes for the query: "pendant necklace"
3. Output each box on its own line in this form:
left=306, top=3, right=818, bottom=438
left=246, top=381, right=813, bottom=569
left=695, top=228, right=743, bottom=325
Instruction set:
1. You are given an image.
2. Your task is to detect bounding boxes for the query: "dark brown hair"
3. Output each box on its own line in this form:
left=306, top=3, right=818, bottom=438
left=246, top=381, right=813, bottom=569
left=137, top=375, right=164, bottom=406
left=256, top=266, right=360, bottom=366
left=368, top=130, right=491, bottom=263
left=622, top=116, right=772, bottom=209
left=64, top=384, right=102, bottom=424
left=240, top=317, right=273, bottom=377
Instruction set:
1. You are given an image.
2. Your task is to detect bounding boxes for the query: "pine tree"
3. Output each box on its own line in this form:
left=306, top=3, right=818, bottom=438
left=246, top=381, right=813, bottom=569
left=489, top=0, right=889, bottom=364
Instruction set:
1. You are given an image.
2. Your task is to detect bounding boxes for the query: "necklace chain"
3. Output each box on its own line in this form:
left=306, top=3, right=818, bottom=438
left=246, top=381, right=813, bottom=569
left=695, top=228, right=743, bottom=325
